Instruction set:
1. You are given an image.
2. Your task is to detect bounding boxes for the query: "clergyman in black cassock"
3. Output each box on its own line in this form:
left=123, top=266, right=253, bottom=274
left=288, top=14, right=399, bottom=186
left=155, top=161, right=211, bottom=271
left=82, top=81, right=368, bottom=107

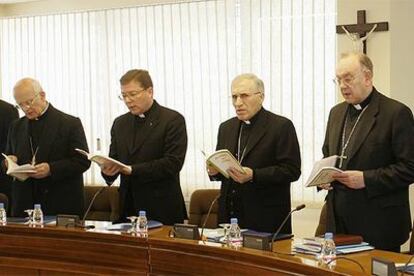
left=321, top=53, right=414, bottom=252
left=102, top=69, right=187, bottom=225
left=208, top=73, right=301, bottom=233
left=1, top=78, right=90, bottom=217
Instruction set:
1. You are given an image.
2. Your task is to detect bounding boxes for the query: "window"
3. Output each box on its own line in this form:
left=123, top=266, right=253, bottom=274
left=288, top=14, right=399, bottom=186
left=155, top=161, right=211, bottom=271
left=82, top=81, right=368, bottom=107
left=0, top=0, right=336, bottom=205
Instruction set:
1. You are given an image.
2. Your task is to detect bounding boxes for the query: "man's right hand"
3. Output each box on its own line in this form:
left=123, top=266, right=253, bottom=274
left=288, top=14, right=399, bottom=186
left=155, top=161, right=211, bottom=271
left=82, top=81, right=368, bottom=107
left=4, top=155, right=18, bottom=169
left=101, top=162, right=121, bottom=176
left=318, top=183, right=333, bottom=190
left=206, top=163, right=219, bottom=176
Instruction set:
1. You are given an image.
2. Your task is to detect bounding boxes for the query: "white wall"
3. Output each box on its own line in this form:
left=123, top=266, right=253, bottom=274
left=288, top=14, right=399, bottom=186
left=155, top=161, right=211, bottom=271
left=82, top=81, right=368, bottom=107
left=337, top=0, right=390, bottom=95
left=390, top=0, right=414, bottom=109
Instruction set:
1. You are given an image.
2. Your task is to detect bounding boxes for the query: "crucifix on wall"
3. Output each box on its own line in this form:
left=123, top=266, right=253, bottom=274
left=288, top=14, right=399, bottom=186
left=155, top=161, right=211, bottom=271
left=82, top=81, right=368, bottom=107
left=336, top=10, right=389, bottom=54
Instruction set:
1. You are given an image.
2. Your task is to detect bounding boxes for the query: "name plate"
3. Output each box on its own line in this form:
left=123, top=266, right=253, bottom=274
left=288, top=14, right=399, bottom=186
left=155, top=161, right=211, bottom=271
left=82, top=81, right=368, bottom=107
left=56, top=214, right=79, bottom=228
left=242, top=231, right=272, bottom=251
left=173, top=223, right=200, bottom=240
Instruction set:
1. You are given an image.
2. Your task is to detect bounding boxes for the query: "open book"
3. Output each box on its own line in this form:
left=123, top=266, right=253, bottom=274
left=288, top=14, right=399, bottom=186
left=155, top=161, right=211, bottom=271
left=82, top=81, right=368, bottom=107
left=75, top=149, right=128, bottom=169
left=305, top=155, right=343, bottom=187
left=204, top=149, right=245, bottom=179
left=2, top=153, right=36, bottom=181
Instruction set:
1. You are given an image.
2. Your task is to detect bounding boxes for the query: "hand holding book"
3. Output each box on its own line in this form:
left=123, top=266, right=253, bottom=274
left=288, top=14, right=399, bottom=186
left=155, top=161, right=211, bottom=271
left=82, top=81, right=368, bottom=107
left=202, top=149, right=247, bottom=180
left=75, top=148, right=131, bottom=175
left=2, top=153, right=36, bottom=181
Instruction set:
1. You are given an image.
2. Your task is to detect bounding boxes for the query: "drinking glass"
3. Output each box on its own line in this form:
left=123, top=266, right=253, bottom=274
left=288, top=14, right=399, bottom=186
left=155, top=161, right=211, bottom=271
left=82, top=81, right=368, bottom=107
left=24, top=209, right=34, bottom=226
left=219, top=223, right=231, bottom=245
left=127, top=216, right=138, bottom=234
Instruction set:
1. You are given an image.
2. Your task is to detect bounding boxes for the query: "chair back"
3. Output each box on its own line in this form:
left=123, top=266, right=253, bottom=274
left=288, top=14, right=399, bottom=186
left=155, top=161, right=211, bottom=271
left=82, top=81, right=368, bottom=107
left=83, top=186, right=119, bottom=221
left=315, top=202, right=327, bottom=237
left=188, top=189, right=220, bottom=228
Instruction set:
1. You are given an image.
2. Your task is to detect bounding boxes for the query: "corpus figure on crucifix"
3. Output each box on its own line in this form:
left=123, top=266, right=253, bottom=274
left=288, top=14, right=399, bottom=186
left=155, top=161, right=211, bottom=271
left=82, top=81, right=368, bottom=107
left=341, top=24, right=377, bottom=53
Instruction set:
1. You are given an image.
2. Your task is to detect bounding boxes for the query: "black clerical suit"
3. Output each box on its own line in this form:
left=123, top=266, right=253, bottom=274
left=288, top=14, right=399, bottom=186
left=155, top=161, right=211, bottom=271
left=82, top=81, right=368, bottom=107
left=2, top=104, right=90, bottom=217
left=213, top=108, right=301, bottom=233
left=103, top=101, right=187, bottom=225
left=0, top=100, right=19, bottom=209
left=323, top=88, right=414, bottom=250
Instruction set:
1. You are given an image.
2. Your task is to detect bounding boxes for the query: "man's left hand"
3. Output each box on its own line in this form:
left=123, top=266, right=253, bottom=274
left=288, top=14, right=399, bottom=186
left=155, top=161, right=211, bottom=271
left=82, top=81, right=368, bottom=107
left=29, top=163, right=51, bottom=179
left=333, top=170, right=365, bottom=189
left=228, top=167, right=253, bottom=184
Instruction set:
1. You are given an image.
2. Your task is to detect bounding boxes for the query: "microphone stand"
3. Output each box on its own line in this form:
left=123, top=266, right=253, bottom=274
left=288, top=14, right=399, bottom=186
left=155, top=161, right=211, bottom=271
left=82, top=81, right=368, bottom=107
left=79, top=186, right=107, bottom=229
left=270, top=204, right=306, bottom=253
left=200, top=193, right=221, bottom=241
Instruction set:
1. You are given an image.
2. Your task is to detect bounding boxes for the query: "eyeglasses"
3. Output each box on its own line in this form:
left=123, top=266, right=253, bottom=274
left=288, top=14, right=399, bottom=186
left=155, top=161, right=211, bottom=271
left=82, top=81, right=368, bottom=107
left=333, top=71, right=365, bottom=86
left=15, top=93, right=40, bottom=110
left=118, top=88, right=147, bottom=101
left=231, top=92, right=262, bottom=102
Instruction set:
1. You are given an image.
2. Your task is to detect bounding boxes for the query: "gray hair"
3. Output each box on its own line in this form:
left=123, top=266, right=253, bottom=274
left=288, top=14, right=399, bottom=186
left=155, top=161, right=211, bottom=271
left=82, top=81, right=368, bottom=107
left=231, top=73, right=265, bottom=94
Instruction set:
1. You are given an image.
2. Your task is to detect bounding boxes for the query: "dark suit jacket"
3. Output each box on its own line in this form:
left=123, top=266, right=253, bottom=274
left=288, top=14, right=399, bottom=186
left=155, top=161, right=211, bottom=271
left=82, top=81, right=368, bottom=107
left=0, top=100, right=19, bottom=204
left=214, top=108, right=301, bottom=233
left=103, top=101, right=187, bottom=225
left=323, top=89, right=414, bottom=249
left=2, top=104, right=90, bottom=217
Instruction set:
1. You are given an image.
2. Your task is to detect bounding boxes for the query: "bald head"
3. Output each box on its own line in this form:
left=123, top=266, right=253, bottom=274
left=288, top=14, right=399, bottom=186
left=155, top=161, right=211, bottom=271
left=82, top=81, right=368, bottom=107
left=14, top=77, right=47, bottom=120
left=336, top=52, right=374, bottom=104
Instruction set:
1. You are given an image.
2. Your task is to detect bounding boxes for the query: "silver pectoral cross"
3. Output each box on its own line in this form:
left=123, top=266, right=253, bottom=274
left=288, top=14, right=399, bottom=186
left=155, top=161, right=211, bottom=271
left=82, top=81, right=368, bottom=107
left=338, top=153, right=347, bottom=169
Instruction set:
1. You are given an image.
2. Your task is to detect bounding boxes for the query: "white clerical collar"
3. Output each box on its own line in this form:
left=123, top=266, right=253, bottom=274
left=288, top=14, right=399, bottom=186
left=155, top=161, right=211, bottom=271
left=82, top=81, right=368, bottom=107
left=243, top=120, right=251, bottom=125
left=138, top=114, right=145, bottom=118
left=33, top=102, right=50, bottom=120
left=353, top=104, right=362, bottom=110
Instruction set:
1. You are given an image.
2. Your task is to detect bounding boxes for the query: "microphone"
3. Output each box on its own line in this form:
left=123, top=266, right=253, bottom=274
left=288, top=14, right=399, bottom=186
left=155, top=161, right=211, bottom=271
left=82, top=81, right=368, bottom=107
left=270, top=204, right=306, bottom=252
left=200, top=192, right=221, bottom=241
left=80, top=185, right=107, bottom=228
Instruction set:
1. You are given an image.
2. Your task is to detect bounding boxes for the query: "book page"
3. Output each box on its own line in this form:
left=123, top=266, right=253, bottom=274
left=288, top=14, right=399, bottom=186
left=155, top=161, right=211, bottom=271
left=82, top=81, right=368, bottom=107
left=206, top=149, right=245, bottom=179
left=305, top=155, right=343, bottom=187
left=2, top=153, right=36, bottom=181
left=75, top=148, right=128, bottom=169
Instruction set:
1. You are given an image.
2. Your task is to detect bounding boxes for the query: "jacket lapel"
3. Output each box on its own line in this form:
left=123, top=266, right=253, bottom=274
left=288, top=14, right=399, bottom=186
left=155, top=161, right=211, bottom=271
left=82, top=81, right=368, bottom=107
left=345, top=91, right=379, bottom=162
left=241, top=110, right=268, bottom=163
left=222, top=119, right=240, bottom=157
left=329, top=104, right=348, bottom=157
left=130, top=102, right=160, bottom=156
left=16, top=119, right=32, bottom=163
left=125, top=113, right=137, bottom=154
left=35, top=105, right=60, bottom=163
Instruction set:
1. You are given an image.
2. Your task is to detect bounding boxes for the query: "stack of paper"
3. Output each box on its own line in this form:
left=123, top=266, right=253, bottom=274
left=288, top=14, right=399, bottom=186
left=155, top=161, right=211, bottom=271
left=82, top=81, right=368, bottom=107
left=293, top=237, right=374, bottom=255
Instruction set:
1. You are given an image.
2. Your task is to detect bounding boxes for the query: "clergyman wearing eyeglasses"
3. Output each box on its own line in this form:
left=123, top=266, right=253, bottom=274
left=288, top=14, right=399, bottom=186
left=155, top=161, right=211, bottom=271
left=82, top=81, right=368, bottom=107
left=1, top=78, right=91, bottom=217
left=318, top=52, right=414, bottom=252
left=207, top=73, right=301, bottom=233
left=101, top=69, right=188, bottom=225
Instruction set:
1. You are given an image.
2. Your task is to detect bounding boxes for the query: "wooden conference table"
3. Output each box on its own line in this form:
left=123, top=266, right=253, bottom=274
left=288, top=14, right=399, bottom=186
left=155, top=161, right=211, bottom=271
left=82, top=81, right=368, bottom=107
left=0, top=222, right=411, bottom=275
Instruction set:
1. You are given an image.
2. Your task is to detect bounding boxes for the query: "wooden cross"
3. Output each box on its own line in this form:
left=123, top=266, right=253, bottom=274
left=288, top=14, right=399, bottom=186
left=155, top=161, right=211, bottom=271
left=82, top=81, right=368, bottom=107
left=336, top=10, right=389, bottom=54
